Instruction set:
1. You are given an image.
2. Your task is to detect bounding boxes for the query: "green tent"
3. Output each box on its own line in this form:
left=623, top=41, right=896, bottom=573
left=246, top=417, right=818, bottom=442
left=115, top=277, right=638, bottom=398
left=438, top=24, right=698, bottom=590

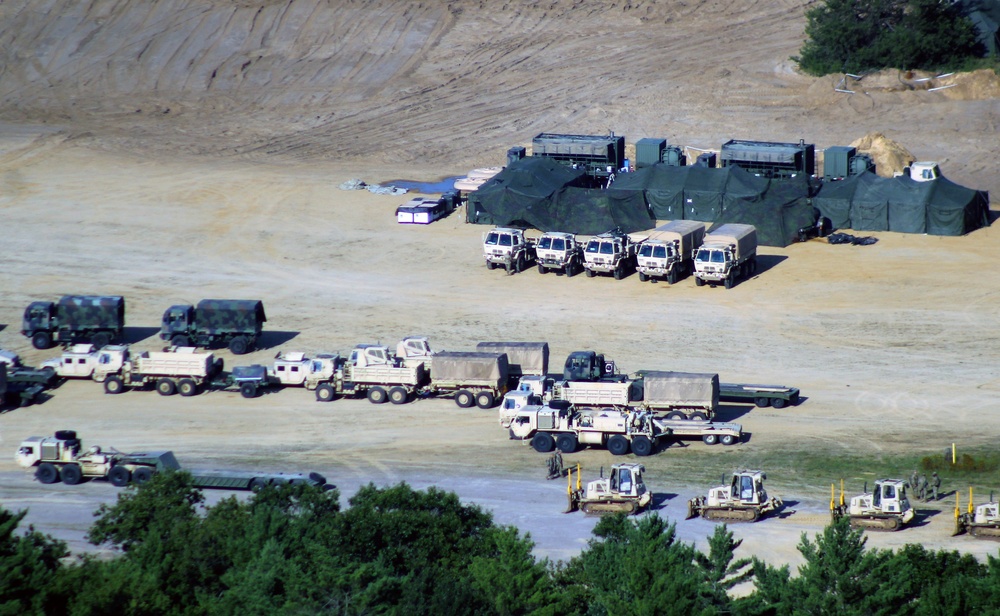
left=711, top=176, right=817, bottom=247
left=608, top=164, right=769, bottom=220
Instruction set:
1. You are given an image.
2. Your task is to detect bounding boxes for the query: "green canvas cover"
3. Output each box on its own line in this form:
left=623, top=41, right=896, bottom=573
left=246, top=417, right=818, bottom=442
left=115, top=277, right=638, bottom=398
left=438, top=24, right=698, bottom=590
left=608, top=164, right=769, bottom=221
left=708, top=176, right=815, bottom=247
left=924, top=176, right=991, bottom=235
left=545, top=186, right=653, bottom=234
left=467, top=157, right=587, bottom=227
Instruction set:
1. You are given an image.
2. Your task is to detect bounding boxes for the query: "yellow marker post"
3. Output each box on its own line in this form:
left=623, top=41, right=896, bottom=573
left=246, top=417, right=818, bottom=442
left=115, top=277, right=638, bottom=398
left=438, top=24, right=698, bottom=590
left=840, top=478, right=845, bottom=507
left=576, top=463, right=582, bottom=492
left=566, top=467, right=573, bottom=496
left=955, top=490, right=960, bottom=521
left=969, top=487, right=974, bottom=515
left=953, top=443, right=957, bottom=464
left=830, top=483, right=835, bottom=511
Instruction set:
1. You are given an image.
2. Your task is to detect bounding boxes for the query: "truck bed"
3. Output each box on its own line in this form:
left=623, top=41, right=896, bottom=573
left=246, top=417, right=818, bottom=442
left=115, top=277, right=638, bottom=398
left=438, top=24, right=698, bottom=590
left=719, top=383, right=800, bottom=407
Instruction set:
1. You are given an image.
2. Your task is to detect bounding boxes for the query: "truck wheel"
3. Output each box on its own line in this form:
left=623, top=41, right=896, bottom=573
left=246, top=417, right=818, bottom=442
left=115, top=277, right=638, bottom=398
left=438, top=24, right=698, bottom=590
left=455, top=390, right=475, bottom=408
left=104, top=376, right=125, bottom=394
left=690, top=412, right=708, bottom=421
left=721, top=434, right=738, bottom=446
left=178, top=379, right=198, bottom=397
left=531, top=432, right=555, bottom=453
left=771, top=398, right=787, bottom=409
left=638, top=272, right=647, bottom=282
left=60, top=464, right=83, bottom=485
left=388, top=386, right=409, bottom=405
left=240, top=382, right=258, bottom=399
left=367, top=387, right=387, bottom=404
left=475, top=391, right=495, bottom=409
left=517, top=254, right=526, bottom=273
left=108, top=465, right=131, bottom=487
left=703, top=434, right=719, bottom=445
left=171, top=335, right=190, bottom=347
left=228, top=336, right=249, bottom=355
left=91, top=332, right=112, bottom=348
left=36, top=463, right=59, bottom=484
left=607, top=435, right=630, bottom=456
left=585, top=269, right=595, bottom=278
left=31, top=331, right=52, bottom=350
left=133, top=467, right=154, bottom=485
left=156, top=379, right=177, bottom=396
left=667, top=271, right=678, bottom=285
left=486, top=261, right=495, bottom=270
left=695, top=276, right=704, bottom=287
left=666, top=411, right=687, bottom=421
left=556, top=433, right=577, bottom=453
left=55, top=430, right=77, bottom=440
left=567, top=261, right=578, bottom=277
left=631, top=436, right=653, bottom=457
left=613, top=266, right=623, bottom=280
left=749, top=257, right=758, bottom=275
left=249, top=478, right=268, bottom=492
left=724, top=275, right=734, bottom=289
left=754, top=397, right=771, bottom=408
left=315, top=384, right=336, bottom=402
left=537, top=263, right=546, bottom=274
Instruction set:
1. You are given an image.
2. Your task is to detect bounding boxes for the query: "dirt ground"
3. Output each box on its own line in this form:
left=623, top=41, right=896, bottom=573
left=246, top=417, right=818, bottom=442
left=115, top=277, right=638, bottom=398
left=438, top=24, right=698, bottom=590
left=1, top=0, right=999, bottom=571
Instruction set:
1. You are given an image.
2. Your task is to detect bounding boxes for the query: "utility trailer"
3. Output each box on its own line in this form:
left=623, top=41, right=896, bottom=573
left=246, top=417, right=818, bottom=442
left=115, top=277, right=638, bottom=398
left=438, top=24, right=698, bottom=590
left=0, top=362, right=56, bottom=408
left=719, top=383, right=800, bottom=409
left=424, top=351, right=509, bottom=409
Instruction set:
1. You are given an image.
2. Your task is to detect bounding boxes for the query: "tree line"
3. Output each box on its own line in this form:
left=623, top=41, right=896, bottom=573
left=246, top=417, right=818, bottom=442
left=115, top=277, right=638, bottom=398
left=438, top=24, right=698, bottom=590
left=3, top=472, right=1000, bottom=615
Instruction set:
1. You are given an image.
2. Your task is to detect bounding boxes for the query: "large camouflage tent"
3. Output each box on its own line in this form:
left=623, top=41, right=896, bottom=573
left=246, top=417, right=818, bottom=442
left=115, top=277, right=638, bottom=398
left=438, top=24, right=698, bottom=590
left=467, top=157, right=654, bottom=234
left=813, top=172, right=990, bottom=235
left=607, top=164, right=770, bottom=220
left=710, top=175, right=818, bottom=247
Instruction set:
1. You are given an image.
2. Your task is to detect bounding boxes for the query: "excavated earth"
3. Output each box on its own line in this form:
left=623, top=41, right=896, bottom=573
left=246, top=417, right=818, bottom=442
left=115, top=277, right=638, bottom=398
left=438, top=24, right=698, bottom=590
left=0, top=0, right=999, bottom=570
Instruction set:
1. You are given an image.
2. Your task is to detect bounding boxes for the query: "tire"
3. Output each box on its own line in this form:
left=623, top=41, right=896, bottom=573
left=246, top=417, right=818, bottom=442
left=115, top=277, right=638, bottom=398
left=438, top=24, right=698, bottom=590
left=750, top=257, right=758, bottom=275
left=771, top=398, right=787, bottom=409
left=104, top=376, right=125, bottom=394
left=517, top=254, right=526, bottom=273
left=60, top=464, right=83, bottom=485
left=556, top=433, right=577, bottom=453
left=156, top=378, right=177, bottom=396
left=721, top=434, right=738, bottom=446
left=171, top=334, right=190, bottom=347
left=55, top=430, right=77, bottom=440
left=695, top=276, right=705, bottom=287
left=538, top=263, right=546, bottom=274
left=132, top=467, right=154, bottom=485
left=108, top=465, right=131, bottom=487
left=667, top=271, right=678, bottom=285
left=703, top=434, right=719, bottom=446
left=530, top=432, right=555, bottom=453
left=631, top=435, right=653, bottom=457
left=613, top=266, right=623, bottom=280
left=249, top=478, right=268, bottom=492
left=566, top=262, right=577, bottom=277
left=240, top=382, right=258, bottom=399
left=755, top=397, right=771, bottom=408
left=486, top=261, right=496, bottom=270
left=585, top=269, right=595, bottom=278
left=690, top=412, right=708, bottom=421
left=455, top=390, right=475, bottom=408
left=666, top=411, right=687, bottom=421
left=724, top=274, right=734, bottom=289
left=388, top=386, right=409, bottom=405
left=475, top=391, right=495, bottom=409
left=228, top=336, right=249, bottom=355
left=32, top=331, right=52, bottom=350
left=315, top=384, right=336, bottom=402
left=367, top=387, right=387, bottom=404
left=178, top=379, right=198, bottom=397
left=40, top=366, right=56, bottom=380
left=91, top=332, right=111, bottom=348
left=638, top=272, right=648, bottom=282
left=607, top=435, right=630, bottom=456
left=36, top=463, right=59, bottom=484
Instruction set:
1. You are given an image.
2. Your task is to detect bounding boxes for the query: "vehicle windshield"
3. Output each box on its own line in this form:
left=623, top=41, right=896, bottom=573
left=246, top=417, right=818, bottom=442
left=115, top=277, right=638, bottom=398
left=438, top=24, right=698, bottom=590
left=586, top=241, right=600, bottom=253
left=653, top=245, right=667, bottom=259
left=711, top=250, right=725, bottom=263
left=485, top=232, right=499, bottom=245
left=499, top=234, right=512, bottom=247
left=551, top=238, right=565, bottom=251
left=638, top=244, right=652, bottom=257
left=696, top=249, right=710, bottom=262
left=538, top=237, right=552, bottom=249
left=599, top=242, right=614, bottom=255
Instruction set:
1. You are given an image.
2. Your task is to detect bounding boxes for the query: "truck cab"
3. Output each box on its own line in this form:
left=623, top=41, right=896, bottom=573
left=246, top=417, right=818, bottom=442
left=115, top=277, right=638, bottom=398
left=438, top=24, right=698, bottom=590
left=160, top=304, right=195, bottom=343
left=396, top=336, right=433, bottom=367
left=21, top=301, right=56, bottom=343
left=536, top=232, right=583, bottom=275
left=563, top=351, right=615, bottom=382
left=583, top=231, right=634, bottom=279
left=695, top=245, right=733, bottom=275
left=483, top=227, right=534, bottom=274
left=349, top=345, right=401, bottom=368
left=41, top=344, right=128, bottom=379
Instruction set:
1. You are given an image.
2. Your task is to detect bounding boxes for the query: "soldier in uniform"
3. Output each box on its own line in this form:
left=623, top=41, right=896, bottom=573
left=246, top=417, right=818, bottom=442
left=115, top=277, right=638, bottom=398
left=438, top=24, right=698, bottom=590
left=917, top=474, right=928, bottom=501
left=546, top=450, right=563, bottom=480
left=931, top=472, right=941, bottom=501
left=909, top=469, right=919, bottom=492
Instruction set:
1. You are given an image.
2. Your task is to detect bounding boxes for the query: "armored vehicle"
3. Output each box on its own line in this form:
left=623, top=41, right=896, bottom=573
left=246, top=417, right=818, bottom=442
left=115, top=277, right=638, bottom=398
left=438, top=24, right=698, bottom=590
left=565, top=463, right=652, bottom=515
left=583, top=231, right=636, bottom=280
left=160, top=299, right=266, bottom=354
left=635, top=221, right=705, bottom=284
left=694, top=224, right=758, bottom=289
left=22, top=295, right=125, bottom=350
left=831, top=479, right=915, bottom=531
left=535, top=232, right=584, bottom=276
left=483, top=227, right=536, bottom=275
left=687, top=470, right=783, bottom=522
left=41, top=344, right=125, bottom=380
left=228, top=352, right=341, bottom=400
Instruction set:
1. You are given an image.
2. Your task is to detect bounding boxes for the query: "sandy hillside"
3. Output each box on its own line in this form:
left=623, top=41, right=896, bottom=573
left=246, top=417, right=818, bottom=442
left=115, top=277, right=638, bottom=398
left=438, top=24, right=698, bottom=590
left=0, top=0, right=998, bottom=568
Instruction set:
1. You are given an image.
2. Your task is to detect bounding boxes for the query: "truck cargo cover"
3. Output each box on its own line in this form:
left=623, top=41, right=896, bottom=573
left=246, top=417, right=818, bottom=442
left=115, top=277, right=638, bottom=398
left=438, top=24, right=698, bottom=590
left=475, top=342, right=548, bottom=376
left=431, top=351, right=508, bottom=382
left=642, top=371, right=720, bottom=407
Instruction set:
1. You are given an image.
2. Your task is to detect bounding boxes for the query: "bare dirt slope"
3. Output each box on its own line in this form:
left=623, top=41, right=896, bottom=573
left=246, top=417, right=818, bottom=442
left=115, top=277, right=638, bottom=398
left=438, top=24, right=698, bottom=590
left=0, top=0, right=998, bottom=568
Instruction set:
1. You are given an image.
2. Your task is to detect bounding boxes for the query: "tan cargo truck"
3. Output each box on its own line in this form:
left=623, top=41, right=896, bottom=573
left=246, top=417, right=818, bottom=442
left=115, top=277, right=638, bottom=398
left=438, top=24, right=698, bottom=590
left=60, top=345, right=224, bottom=396
left=694, top=224, right=758, bottom=289
left=425, top=351, right=509, bottom=409
left=635, top=220, right=705, bottom=284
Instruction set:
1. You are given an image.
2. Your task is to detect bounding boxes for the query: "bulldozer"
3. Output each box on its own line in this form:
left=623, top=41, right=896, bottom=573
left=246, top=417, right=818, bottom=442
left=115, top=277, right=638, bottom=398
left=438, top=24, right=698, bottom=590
left=953, top=487, right=1000, bottom=539
left=564, top=463, right=652, bottom=515
left=830, top=478, right=915, bottom=531
left=687, top=470, right=782, bottom=522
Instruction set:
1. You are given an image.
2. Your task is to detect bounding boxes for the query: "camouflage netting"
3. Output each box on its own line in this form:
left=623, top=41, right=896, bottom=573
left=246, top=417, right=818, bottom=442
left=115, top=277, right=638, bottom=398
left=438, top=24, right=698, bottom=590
left=430, top=352, right=508, bottom=384
left=475, top=342, right=548, bottom=376
left=641, top=371, right=720, bottom=407
left=195, top=299, right=266, bottom=334
left=813, top=172, right=990, bottom=235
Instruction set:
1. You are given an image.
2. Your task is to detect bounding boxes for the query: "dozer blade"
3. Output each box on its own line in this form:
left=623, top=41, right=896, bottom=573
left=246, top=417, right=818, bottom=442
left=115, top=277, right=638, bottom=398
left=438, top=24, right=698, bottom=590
left=564, top=494, right=579, bottom=514
left=702, top=507, right=760, bottom=523
left=579, top=500, right=639, bottom=516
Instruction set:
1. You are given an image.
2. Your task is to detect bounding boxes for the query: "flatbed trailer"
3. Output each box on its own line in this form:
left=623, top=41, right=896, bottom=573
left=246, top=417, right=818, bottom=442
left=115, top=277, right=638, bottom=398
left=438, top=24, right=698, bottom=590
left=655, top=419, right=743, bottom=446
left=719, top=383, right=800, bottom=409
left=1, top=364, right=56, bottom=408
left=190, top=470, right=332, bottom=491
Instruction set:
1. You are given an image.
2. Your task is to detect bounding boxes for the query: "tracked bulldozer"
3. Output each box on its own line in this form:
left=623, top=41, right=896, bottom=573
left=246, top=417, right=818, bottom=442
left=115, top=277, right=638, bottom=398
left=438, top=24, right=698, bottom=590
left=953, top=487, right=1000, bottom=539
left=564, top=463, right=652, bottom=515
left=831, top=479, right=915, bottom=531
left=687, top=470, right=782, bottom=522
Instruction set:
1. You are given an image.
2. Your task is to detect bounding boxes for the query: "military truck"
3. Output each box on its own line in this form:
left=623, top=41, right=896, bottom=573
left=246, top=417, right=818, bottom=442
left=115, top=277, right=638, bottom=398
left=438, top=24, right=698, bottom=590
left=93, top=346, right=225, bottom=396
left=635, top=220, right=705, bottom=284
left=687, top=470, right=784, bottom=522
left=41, top=344, right=126, bottom=380
left=424, top=351, right=509, bottom=409
left=22, top=295, right=125, bottom=350
left=396, top=336, right=434, bottom=368
left=535, top=232, right=584, bottom=276
left=228, top=351, right=342, bottom=400
left=475, top=341, right=548, bottom=383
left=341, top=344, right=428, bottom=404
left=0, top=360, right=56, bottom=408
left=16, top=430, right=333, bottom=490
left=483, top=227, right=536, bottom=275
left=583, top=230, right=636, bottom=280
left=160, top=299, right=266, bottom=354
left=831, top=479, right=915, bottom=531
left=565, top=463, right=652, bottom=515
left=694, top=224, right=758, bottom=289
left=954, top=489, right=1000, bottom=538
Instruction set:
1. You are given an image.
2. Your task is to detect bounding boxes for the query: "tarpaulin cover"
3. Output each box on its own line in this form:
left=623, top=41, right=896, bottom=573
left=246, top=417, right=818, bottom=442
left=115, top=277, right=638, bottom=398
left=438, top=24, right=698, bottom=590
left=641, top=371, right=720, bottom=408
left=710, top=176, right=817, bottom=247
left=467, top=157, right=588, bottom=227
left=431, top=351, right=509, bottom=384
left=813, top=172, right=990, bottom=236
left=608, top=164, right=769, bottom=220
left=195, top=299, right=266, bottom=334
left=475, top=342, right=549, bottom=376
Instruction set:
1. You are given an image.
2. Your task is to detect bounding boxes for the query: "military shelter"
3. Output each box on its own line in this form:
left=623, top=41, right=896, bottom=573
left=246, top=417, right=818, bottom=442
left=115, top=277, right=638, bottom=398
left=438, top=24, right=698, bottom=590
left=813, top=172, right=990, bottom=235
left=710, top=175, right=818, bottom=247
left=720, top=139, right=815, bottom=178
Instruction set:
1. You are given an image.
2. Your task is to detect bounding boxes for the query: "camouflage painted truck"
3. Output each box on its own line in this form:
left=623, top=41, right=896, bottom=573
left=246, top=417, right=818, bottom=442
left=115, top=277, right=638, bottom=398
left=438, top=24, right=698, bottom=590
left=21, top=295, right=125, bottom=349
left=635, top=220, right=705, bottom=284
left=66, top=345, right=225, bottom=396
left=160, top=299, right=266, bottom=354
left=16, top=430, right=333, bottom=490
left=694, top=224, right=758, bottom=289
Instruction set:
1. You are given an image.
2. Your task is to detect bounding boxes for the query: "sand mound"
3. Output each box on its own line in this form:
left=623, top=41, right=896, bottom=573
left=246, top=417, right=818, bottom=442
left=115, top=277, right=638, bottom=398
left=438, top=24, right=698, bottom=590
left=850, top=132, right=915, bottom=177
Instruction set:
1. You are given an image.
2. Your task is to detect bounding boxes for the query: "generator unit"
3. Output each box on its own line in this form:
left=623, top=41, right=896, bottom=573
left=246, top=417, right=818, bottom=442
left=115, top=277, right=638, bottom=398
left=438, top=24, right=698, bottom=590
left=823, top=146, right=876, bottom=179
left=720, top=139, right=815, bottom=178
left=532, top=132, right=625, bottom=181
left=695, top=152, right=717, bottom=168
left=507, top=146, right=526, bottom=166
left=635, top=138, right=686, bottom=168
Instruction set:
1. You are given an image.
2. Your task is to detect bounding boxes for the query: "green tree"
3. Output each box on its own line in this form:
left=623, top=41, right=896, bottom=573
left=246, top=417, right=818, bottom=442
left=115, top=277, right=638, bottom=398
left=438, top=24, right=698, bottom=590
left=0, top=507, right=69, bottom=616
left=695, top=525, right=753, bottom=609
